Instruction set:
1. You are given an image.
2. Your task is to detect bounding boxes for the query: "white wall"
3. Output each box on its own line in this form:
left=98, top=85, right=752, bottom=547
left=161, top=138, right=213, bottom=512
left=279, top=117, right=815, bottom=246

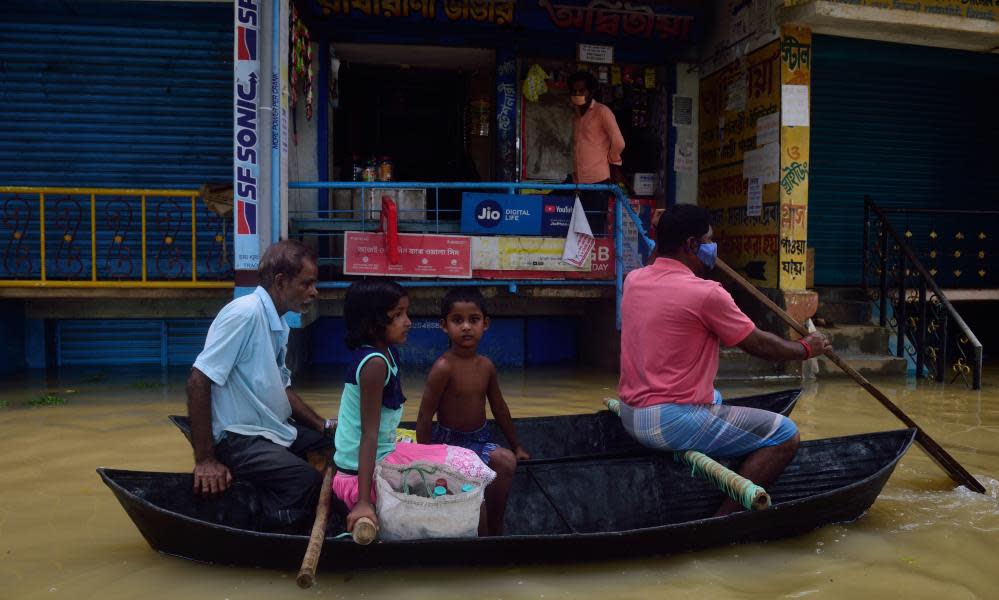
left=287, top=40, right=321, bottom=224
left=674, top=64, right=699, bottom=206
left=701, top=0, right=780, bottom=77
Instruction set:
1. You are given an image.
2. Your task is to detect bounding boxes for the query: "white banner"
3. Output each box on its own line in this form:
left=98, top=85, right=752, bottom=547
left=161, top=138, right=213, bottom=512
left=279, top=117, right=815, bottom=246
left=562, top=197, right=595, bottom=268
left=233, top=0, right=261, bottom=271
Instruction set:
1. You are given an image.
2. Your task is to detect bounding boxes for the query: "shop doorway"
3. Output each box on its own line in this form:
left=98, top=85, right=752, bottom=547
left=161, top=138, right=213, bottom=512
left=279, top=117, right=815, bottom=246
left=331, top=44, right=495, bottom=217
left=335, top=65, right=469, bottom=182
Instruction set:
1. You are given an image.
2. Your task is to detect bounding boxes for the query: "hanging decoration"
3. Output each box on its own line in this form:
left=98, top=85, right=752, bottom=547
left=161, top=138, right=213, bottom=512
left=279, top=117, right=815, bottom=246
left=289, top=0, right=314, bottom=127
left=523, top=64, right=549, bottom=103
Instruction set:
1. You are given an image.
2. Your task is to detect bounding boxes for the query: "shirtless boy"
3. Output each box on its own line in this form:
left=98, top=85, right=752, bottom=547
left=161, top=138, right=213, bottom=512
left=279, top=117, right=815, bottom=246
left=416, top=287, right=529, bottom=535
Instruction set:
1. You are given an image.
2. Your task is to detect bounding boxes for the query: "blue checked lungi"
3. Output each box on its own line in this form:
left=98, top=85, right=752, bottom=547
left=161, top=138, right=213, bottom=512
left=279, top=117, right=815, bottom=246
left=618, top=391, right=797, bottom=458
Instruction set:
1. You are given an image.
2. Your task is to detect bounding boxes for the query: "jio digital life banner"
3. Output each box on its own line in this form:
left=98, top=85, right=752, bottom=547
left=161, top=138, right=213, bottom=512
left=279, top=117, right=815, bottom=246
left=460, top=192, right=574, bottom=236
left=234, top=0, right=260, bottom=272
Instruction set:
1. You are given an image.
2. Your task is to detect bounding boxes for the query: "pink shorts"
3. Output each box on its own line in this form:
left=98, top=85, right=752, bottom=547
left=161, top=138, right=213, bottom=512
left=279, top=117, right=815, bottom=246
left=332, top=442, right=496, bottom=510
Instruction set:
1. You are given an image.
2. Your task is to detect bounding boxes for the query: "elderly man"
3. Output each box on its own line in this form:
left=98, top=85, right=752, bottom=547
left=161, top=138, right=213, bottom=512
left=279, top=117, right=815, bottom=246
left=187, top=239, right=330, bottom=531
left=619, top=205, right=831, bottom=516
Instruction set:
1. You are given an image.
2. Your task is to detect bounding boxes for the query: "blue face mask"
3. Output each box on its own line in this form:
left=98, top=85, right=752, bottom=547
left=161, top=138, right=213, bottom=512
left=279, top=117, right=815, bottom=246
left=696, top=241, right=718, bottom=270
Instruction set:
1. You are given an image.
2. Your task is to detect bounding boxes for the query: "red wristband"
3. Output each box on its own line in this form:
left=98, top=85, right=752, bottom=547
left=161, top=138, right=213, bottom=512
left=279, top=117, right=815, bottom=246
left=798, top=339, right=813, bottom=359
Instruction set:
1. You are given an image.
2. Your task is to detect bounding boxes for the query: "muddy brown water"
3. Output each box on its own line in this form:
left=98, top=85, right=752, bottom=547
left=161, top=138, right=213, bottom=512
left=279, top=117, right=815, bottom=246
left=1, top=365, right=997, bottom=599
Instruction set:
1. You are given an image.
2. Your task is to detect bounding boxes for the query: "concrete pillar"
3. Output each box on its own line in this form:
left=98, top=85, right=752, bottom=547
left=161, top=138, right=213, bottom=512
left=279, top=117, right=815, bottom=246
left=674, top=63, right=699, bottom=206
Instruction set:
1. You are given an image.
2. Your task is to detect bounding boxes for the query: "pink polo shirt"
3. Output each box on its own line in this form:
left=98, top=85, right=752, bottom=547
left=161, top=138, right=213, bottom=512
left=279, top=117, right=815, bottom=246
left=619, top=258, right=756, bottom=407
left=572, top=100, right=625, bottom=184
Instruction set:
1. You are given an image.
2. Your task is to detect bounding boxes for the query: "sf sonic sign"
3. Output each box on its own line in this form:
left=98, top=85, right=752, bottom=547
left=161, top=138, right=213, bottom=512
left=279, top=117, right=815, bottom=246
left=234, top=0, right=260, bottom=271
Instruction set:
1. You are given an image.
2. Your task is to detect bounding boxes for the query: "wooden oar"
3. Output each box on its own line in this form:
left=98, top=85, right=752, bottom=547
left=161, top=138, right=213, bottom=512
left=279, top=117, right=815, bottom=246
left=296, top=462, right=336, bottom=589
left=715, top=258, right=985, bottom=494
left=296, top=469, right=379, bottom=588
left=296, top=433, right=380, bottom=590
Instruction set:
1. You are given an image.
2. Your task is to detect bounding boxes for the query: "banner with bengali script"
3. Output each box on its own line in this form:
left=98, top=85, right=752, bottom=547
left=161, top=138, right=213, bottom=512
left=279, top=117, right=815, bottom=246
left=699, top=39, right=782, bottom=287
left=778, top=26, right=811, bottom=291
left=305, top=0, right=701, bottom=48
left=344, top=232, right=472, bottom=278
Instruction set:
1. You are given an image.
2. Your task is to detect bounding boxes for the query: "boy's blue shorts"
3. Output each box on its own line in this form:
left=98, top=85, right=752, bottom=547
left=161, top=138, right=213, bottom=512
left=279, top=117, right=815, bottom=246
left=431, top=422, right=498, bottom=465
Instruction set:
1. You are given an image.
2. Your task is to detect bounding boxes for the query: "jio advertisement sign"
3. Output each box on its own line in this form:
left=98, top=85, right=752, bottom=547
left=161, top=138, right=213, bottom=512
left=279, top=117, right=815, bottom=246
left=460, top=193, right=574, bottom=236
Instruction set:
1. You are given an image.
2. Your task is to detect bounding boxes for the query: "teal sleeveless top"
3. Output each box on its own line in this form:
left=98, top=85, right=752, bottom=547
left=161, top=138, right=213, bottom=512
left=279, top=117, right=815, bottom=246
left=333, top=346, right=405, bottom=472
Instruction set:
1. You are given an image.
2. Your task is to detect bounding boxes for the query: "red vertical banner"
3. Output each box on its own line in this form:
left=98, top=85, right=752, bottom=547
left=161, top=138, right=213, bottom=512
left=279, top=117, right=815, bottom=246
left=380, top=197, right=399, bottom=265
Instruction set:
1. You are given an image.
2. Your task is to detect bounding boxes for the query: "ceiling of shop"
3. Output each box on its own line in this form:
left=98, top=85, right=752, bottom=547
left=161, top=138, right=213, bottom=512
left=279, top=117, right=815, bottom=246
left=333, top=43, right=495, bottom=70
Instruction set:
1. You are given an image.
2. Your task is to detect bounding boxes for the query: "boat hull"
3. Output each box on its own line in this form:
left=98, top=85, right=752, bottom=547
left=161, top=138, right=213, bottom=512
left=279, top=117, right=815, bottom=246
left=99, top=428, right=915, bottom=570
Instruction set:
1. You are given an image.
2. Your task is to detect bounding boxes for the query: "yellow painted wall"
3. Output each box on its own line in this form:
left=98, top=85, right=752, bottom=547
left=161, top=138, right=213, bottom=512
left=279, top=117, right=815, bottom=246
left=778, top=26, right=811, bottom=291
left=699, top=39, right=782, bottom=288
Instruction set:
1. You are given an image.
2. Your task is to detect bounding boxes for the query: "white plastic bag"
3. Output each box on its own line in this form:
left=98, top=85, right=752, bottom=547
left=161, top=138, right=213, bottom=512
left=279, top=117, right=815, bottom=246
left=374, top=461, right=488, bottom=540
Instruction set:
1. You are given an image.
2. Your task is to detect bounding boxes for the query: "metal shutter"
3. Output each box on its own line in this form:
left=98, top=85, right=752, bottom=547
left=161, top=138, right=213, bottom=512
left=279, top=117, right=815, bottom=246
left=0, top=0, right=232, bottom=188
left=57, top=318, right=212, bottom=366
left=809, top=35, right=999, bottom=285
left=166, top=318, right=212, bottom=366
left=57, top=319, right=164, bottom=366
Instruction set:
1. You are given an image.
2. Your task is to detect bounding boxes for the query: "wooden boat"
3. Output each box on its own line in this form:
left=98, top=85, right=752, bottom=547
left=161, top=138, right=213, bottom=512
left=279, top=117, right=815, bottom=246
left=167, top=388, right=802, bottom=463
left=99, top=428, right=916, bottom=570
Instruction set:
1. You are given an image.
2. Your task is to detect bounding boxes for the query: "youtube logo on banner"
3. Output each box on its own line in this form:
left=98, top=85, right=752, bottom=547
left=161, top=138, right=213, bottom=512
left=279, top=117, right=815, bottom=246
left=541, top=196, right=574, bottom=236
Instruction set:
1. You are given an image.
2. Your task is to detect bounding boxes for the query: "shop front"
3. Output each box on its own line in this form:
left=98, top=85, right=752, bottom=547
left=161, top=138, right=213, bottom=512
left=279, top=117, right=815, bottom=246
left=299, top=0, right=701, bottom=188
left=290, top=0, right=703, bottom=366
left=772, top=0, right=999, bottom=287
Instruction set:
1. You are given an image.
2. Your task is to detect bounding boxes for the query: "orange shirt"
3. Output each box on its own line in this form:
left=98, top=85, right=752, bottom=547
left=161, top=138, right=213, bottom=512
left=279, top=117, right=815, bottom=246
left=618, top=258, right=756, bottom=407
left=572, top=100, right=625, bottom=184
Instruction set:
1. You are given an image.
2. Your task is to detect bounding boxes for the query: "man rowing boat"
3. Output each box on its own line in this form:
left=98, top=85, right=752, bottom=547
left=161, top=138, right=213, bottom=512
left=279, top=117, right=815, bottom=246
left=618, top=204, right=831, bottom=515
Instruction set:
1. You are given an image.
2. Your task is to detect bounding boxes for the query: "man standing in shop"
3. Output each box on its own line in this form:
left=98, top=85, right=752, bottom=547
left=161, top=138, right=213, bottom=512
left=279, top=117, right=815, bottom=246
left=567, top=70, right=626, bottom=235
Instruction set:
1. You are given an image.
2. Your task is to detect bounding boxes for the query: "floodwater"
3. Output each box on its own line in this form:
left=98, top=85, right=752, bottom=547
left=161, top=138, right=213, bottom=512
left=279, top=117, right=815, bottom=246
left=1, top=364, right=997, bottom=600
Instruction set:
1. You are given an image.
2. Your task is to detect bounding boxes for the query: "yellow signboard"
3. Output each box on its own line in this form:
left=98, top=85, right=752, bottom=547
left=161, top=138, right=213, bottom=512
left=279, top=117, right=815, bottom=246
left=471, top=237, right=592, bottom=271
left=699, top=39, right=782, bottom=287
left=778, top=26, right=811, bottom=291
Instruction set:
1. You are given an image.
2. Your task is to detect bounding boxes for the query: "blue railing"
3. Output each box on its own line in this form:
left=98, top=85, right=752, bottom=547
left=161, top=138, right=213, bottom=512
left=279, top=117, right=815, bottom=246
left=287, top=181, right=654, bottom=326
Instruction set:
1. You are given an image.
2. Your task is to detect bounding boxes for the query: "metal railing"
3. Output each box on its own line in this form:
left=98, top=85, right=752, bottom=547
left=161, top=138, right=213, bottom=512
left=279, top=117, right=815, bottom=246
left=863, top=196, right=983, bottom=389
left=288, top=181, right=654, bottom=326
left=0, top=187, right=233, bottom=288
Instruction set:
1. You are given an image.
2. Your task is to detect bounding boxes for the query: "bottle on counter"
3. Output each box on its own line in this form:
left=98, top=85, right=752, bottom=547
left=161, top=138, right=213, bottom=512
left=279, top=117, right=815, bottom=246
left=361, top=157, right=377, bottom=182
left=377, top=156, right=394, bottom=182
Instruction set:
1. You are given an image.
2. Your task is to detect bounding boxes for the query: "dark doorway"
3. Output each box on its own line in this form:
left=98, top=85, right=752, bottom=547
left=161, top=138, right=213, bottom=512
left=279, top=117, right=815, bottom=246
left=334, top=65, right=475, bottom=184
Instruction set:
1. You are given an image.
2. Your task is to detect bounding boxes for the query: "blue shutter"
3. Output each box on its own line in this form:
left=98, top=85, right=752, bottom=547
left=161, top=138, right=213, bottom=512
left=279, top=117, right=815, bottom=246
left=0, top=1, right=232, bottom=188
left=809, top=35, right=999, bottom=285
left=57, top=318, right=213, bottom=366
left=58, top=319, right=163, bottom=366
left=166, top=319, right=213, bottom=366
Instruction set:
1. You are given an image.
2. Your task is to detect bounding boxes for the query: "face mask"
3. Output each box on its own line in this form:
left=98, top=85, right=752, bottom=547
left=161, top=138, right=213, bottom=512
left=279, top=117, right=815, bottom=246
left=696, top=242, right=718, bottom=270
left=571, top=95, right=587, bottom=106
